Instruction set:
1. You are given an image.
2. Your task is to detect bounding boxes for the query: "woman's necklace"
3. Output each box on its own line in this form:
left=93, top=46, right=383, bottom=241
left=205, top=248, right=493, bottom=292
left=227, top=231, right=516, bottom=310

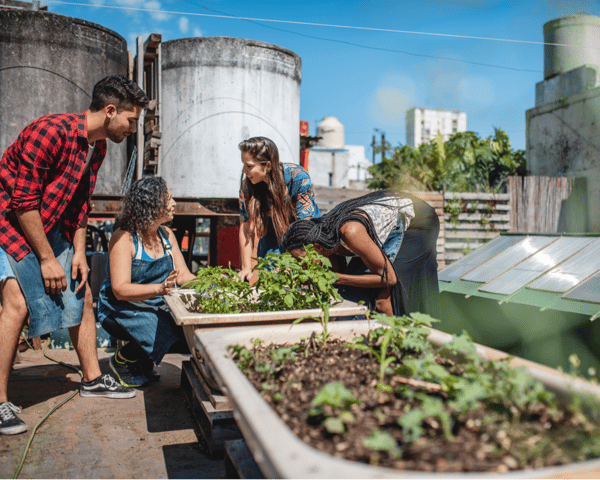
left=141, top=231, right=163, bottom=257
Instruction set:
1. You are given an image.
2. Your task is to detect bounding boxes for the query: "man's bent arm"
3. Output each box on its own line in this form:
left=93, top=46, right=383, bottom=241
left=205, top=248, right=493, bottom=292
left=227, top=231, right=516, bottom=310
left=15, top=210, right=67, bottom=295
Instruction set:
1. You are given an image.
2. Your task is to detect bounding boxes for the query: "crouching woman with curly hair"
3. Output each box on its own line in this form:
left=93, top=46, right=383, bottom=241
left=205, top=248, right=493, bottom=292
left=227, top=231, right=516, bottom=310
left=97, top=176, right=196, bottom=387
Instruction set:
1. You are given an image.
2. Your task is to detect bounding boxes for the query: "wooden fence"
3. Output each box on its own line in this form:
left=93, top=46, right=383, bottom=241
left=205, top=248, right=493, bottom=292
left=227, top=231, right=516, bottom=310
left=508, top=176, right=574, bottom=233
left=442, top=192, right=510, bottom=265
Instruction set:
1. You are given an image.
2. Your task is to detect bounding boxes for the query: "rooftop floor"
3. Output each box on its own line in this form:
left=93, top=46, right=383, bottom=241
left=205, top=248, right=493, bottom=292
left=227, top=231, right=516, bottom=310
left=1, top=346, right=227, bottom=479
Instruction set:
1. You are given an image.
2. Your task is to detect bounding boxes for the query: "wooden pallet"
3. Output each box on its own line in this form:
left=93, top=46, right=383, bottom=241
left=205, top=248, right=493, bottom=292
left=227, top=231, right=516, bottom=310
left=180, top=360, right=242, bottom=456
left=224, top=439, right=264, bottom=479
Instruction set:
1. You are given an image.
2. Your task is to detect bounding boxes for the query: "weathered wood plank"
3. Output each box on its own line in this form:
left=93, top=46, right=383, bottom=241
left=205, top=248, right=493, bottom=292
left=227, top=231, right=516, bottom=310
left=445, top=230, right=502, bottom=239
left=444, top=192, right=510, bottom=201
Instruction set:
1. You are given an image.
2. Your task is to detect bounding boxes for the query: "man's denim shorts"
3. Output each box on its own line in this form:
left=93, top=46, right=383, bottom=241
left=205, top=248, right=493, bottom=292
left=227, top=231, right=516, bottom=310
left=8, top=224, right=85, bottom=338
left=0, top=247, right=15, bottom=283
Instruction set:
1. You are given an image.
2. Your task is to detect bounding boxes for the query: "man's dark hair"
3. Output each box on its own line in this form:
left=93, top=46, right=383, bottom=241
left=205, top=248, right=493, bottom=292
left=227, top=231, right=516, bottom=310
left=89, top=75, right=149, bottom=112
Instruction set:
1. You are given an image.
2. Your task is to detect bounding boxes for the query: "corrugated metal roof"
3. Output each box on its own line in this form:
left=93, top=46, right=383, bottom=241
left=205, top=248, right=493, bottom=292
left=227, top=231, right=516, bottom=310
left=439, top=233, right=600, bottom=318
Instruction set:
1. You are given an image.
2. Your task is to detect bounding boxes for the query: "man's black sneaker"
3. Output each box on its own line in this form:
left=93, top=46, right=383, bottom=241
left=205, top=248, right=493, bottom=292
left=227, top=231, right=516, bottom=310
left=80, top=374, right=136, bottom=398
left=0, top=402, right=28, bottom=435
left=110, top=352, right=148, bottom=387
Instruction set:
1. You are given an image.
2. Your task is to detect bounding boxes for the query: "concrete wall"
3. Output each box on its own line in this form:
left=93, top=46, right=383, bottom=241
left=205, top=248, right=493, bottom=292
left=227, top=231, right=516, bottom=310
left=346, top=145, right=371, bottom=183
left=0, top=9, right=129, bottom=195
left=307, top=148, right=350, bottom=188
left=535, top=65, right=599, bottom=106
left=526, top=86, right=600, bottom=232
left=160, top=37, right=301, bottom=199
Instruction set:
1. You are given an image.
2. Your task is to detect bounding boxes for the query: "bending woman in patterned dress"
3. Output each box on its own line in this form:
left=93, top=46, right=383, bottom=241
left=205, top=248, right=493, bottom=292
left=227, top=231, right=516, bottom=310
left=282, top=190, right=440, bottom=317
left=238, top=137, right=321, bottom=282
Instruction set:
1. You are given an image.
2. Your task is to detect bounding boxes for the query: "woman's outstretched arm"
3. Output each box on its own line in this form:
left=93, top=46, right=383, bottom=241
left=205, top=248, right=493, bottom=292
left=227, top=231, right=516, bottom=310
left=334, top=221, right=397, bottom=289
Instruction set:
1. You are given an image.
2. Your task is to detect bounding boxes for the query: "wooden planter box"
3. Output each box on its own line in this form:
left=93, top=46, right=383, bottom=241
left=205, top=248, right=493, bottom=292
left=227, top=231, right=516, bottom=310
left=194, top=320, right=600, bottom=479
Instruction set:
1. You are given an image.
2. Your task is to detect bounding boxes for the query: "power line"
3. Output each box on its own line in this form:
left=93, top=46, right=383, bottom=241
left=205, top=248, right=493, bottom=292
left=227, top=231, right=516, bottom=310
left=178, top=0, right=542, bottom=73
left=44, top=0, right=586, bottom=49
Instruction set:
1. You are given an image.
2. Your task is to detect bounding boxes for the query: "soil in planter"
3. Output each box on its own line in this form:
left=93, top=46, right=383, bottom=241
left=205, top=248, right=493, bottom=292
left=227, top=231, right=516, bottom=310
left=231, top=319, right=600, bottom=473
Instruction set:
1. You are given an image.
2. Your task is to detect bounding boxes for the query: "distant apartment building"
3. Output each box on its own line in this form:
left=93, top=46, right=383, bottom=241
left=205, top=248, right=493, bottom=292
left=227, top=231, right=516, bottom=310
left=406, top=107, right=467, bottom=147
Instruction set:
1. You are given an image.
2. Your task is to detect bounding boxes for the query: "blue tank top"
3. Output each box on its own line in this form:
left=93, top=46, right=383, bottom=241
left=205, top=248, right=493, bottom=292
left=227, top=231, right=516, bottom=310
left=132, top=228, right=172, bottom=261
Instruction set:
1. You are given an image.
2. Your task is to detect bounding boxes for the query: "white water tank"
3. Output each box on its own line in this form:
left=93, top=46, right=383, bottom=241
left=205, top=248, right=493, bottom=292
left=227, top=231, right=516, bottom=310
left=316, top=116, right=345, bottom=149
left=544, top=14, right=600, bottom=80
left=0, top=10, right=128, bottom=196
left=159, top=37, right=301, bottom=199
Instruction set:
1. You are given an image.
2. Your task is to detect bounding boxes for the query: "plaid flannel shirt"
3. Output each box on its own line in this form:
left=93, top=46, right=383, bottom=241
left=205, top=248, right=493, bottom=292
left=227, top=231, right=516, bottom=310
left=0, top=112, right=107, bottom=261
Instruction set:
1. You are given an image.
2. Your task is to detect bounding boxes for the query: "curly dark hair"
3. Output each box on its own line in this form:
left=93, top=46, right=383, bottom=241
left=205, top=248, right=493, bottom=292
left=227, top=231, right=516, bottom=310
left=114, top=176, right=170, bottom=233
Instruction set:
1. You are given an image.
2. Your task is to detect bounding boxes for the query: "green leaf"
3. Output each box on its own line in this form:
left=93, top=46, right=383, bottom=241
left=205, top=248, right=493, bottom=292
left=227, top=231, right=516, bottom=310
left=338, top=411, right=356, bottom=424
left=323, top=417, right=345, bottom=434
left=398, top=408, right=425, bottom=443
left=363, top=429, right=402, bottom=459
left=284, top=293, right=294, bottom=308
left=311, top=382, right=360, bottom=409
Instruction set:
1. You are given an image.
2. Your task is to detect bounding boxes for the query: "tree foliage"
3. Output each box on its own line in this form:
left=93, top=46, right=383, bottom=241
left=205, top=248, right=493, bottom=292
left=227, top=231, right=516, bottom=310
left=367, top=128, right=527, bottom=193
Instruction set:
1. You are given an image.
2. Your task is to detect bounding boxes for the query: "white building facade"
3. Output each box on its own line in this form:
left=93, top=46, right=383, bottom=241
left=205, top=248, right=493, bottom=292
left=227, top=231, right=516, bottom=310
left=406, top=107, right=467, bottom=147
left=308, top=116, right=371, bottom=189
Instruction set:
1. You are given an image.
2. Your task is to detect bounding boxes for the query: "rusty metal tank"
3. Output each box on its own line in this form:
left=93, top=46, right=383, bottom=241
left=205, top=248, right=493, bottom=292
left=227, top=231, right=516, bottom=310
left=159, top=37, right=302, bottom=199
left=0, top=9, right=129, bottom=195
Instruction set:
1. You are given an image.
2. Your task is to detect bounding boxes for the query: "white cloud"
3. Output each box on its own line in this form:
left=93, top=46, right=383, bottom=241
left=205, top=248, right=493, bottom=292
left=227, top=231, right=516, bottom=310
left=145, top=0, right=170, bottom=21
left=457, top=76, right=495, bottom=106
left=179, top=16, right=189, bottom=34
left=367, top=75, right=418, bottom=126
left=423, top=61, right=495, bottom=110
left=193, top=27, right=203, bottom=37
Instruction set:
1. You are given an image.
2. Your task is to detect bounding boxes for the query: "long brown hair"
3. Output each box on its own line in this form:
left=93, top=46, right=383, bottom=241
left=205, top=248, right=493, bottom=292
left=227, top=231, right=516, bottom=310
left=239, top=137, right=295, bottom=242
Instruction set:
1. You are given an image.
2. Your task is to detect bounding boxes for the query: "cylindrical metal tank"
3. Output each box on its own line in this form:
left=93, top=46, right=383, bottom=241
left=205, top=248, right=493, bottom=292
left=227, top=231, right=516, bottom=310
left=543, top=14, right=600, bottom=80
left=316, top=116, right=345, bottom=149
left=160, top=37, right=301, bottom=199
left=0, top=9, right=129, bottom=195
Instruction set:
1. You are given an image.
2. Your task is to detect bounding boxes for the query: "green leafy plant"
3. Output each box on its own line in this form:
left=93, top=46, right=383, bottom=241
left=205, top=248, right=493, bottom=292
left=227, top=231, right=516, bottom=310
left=255, top=245, right=341, bottom=310
left=182, top=264, right=255, bottom=313
left=349, top=322, right=396, bottom=384
left=363, top=429, right=402, bottom=460
left=229, top=343, right=300, bottom=383
left=184, top=245, right=341, bottom=314
left=309, top=382, right=361, bottom=434
left=368, top=128, right=527, bottom=193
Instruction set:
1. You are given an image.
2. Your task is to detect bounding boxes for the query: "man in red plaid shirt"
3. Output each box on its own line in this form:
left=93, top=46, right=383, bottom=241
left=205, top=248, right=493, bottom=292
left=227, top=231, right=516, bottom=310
left=0, top=75, right=148, bottom=435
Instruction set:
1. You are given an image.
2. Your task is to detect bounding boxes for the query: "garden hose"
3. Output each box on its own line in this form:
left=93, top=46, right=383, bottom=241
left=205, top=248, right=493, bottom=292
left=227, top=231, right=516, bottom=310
left=12, top=335, right=83, bottom=479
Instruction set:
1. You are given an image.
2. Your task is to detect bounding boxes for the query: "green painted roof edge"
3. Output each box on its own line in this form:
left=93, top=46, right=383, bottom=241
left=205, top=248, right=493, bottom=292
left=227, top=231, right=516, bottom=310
left=439, top=280, right=600, bottom=318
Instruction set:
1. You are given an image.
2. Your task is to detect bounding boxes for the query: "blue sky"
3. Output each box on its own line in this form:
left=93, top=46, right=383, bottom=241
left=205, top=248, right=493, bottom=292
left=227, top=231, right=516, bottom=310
left=46, top=0, right=600, bottom=157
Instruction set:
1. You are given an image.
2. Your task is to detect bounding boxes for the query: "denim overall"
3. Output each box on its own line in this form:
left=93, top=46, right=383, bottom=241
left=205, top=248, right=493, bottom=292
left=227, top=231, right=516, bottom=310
left=97, top=228, right=182, bottom=365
